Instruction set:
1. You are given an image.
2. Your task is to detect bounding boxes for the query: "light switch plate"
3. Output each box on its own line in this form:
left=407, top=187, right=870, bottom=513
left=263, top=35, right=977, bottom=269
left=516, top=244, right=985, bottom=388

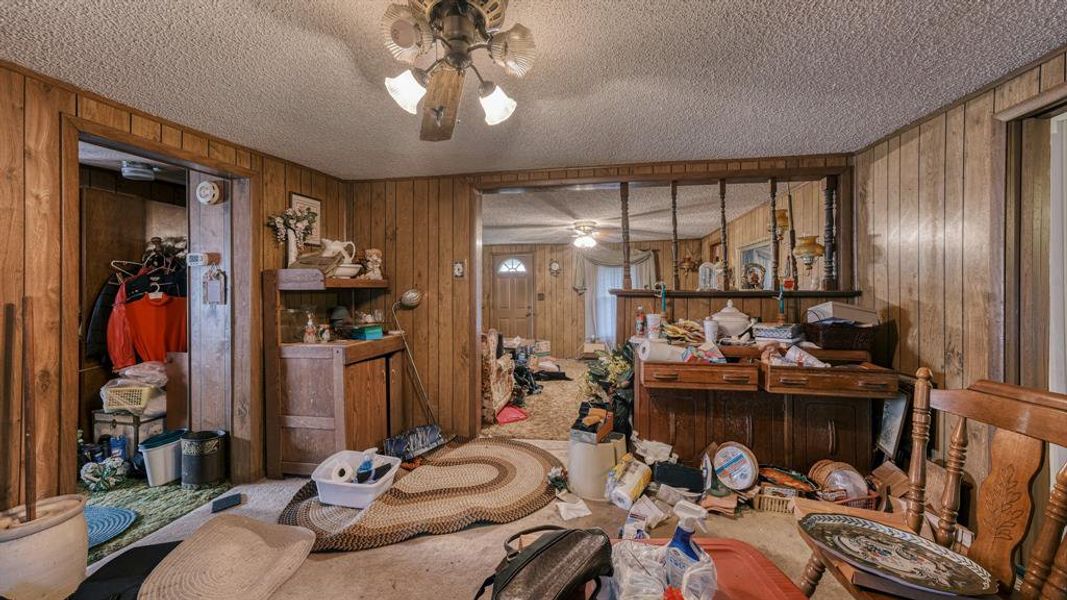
left=452, top=261, right=465, bottom=278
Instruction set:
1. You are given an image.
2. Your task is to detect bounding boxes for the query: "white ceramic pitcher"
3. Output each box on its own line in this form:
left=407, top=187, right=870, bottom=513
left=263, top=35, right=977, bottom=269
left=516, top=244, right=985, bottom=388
left=321, top=239, right=357, bottom=264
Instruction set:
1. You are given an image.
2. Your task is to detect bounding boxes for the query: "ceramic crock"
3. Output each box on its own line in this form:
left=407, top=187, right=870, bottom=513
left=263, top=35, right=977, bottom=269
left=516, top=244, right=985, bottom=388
left=0, top=494, right=88, bottom=600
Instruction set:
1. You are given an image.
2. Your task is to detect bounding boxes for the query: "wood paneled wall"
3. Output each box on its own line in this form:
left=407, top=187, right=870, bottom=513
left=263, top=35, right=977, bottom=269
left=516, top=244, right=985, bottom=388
left=702, top=179, right=827, bottom=288
left=348, top=179, right=479, bottom=438
left=481, top=239, right=703, bottom=358
left=851, top=48, right=1066, bottom=485
left=0, top=61, right=346, bottom=509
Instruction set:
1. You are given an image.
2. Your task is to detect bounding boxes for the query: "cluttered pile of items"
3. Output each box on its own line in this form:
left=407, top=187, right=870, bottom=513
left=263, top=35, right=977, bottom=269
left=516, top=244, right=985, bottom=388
left=632, top=297, right=880, bottom=363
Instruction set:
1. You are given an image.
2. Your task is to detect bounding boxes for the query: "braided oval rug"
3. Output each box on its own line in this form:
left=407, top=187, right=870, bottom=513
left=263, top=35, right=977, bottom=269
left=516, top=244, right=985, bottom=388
left=278, top=438, right=561, bottom=552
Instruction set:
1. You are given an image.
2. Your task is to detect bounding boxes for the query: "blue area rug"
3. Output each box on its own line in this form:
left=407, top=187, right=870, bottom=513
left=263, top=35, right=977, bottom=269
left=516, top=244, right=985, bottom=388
left=85, top=505, right=137, bottom=548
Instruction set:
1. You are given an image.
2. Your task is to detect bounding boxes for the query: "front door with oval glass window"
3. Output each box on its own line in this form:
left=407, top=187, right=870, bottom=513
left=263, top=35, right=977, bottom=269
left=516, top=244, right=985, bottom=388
left=491, top=254, right=535, bottom=338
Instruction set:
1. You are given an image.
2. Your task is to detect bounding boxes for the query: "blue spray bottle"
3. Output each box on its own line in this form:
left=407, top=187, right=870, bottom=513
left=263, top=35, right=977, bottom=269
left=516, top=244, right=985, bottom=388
left=664, top=500, right=709, bottom=589
left=355, top=447, right=377, bottom=483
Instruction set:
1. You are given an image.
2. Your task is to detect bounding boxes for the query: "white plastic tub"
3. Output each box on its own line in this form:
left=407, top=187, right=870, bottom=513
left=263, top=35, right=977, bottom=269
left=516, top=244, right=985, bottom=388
left=312, top=450, right=401, bottom=509
left=140, top=438, right=182, bottom=486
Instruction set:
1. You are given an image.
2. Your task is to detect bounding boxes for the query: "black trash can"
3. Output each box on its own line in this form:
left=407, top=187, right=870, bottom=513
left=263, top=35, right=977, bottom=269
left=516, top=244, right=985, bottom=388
left=180, top=430, right=227, bottom=489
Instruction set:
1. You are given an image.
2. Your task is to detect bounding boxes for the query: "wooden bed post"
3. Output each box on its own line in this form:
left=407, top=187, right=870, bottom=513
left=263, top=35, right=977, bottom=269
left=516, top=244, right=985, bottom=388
left=822, top=175, right=838, bottom=291
left=769, top=178, right=780, bottom=290
left=719, top=180, right=729, bottom=291
left=22, top=297, right=36, bottom=520
left=621, top=182, right=632, bottom=289
left=786, top=184, right=799, bottom=284
left=670, top=181, right=680, bottom=290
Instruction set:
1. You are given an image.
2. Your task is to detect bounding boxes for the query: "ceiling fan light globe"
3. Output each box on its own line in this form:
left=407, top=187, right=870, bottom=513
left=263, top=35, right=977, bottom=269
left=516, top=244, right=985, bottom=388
left=573, top=235, right=597, bottom=248
left=490, top=23, right=536, bottom=78
left=479, top=83, right=517, bottom=125
left=385, top=69, right=428, bottom=114
left=381, top=3, right=433, bottom=63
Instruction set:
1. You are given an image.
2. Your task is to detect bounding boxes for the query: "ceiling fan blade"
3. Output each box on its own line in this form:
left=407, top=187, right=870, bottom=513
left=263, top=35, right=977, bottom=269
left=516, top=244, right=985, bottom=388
left=420, top=67, right=465, bottom=142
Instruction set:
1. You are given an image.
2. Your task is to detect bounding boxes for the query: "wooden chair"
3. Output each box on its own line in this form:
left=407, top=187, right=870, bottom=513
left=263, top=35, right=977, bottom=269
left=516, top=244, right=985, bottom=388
left=795, top=367, right=1067, bottom=599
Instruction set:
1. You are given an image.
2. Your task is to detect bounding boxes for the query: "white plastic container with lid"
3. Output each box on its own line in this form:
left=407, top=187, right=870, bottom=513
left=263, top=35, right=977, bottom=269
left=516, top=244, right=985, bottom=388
left=312, top=450, right=402, bottom=508
left=138, top=430, right=184, bottom=487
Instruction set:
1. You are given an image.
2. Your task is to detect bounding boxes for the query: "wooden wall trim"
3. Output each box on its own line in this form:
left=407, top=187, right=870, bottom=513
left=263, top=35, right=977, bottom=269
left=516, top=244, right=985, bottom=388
left=994, top=81, right=1067, bottom=121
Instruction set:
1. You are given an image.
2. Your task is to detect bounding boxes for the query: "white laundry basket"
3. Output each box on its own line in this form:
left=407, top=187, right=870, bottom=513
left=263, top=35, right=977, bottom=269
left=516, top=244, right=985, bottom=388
left=312, top=450, right=401, bottom=509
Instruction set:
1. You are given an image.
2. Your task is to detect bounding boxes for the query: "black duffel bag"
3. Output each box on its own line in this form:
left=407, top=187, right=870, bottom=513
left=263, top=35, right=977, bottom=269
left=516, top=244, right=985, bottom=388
left=474, top=525, right=614, bottom=600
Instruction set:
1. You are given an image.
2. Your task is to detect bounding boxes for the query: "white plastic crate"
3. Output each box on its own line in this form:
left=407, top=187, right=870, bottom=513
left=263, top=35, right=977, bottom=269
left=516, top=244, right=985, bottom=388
left=312, top=450, right=401, bottom=509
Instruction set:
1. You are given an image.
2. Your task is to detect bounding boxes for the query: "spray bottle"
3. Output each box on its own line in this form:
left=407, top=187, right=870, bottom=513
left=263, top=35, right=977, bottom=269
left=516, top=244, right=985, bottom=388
left=355, top=447, right=377, bottom=483
left=664, top=500, right=709, bottom=589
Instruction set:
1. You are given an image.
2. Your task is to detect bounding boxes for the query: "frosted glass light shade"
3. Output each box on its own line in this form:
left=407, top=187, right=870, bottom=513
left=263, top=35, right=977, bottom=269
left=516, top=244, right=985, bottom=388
left=573, top=235, right=597, bottom=248
left=385, top=69, right=427, bottom=114
left=479, top=83, right=517, bottom=125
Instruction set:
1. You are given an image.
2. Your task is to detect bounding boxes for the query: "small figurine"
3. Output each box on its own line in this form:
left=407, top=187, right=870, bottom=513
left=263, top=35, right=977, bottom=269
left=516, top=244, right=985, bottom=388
left=303, top=312, right=318, bottom=344
left=318, top=324, right=332, bottom=343
left=358, top=248, right=384, bottom=280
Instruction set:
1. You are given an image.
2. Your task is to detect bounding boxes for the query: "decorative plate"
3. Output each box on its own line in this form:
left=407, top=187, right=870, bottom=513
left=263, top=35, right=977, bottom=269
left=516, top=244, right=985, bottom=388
left=799, top=513, right=996, bottom=596
left=85, top=505, right=137, bottom=548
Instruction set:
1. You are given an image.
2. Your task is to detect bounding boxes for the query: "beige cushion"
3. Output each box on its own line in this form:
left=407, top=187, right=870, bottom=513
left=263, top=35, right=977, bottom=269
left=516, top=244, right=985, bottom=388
left=139, top=514, right=314, bottom=599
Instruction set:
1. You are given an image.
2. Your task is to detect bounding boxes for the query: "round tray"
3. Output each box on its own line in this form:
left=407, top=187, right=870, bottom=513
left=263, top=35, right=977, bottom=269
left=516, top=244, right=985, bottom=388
left=799, top=513, right=996, bottom=596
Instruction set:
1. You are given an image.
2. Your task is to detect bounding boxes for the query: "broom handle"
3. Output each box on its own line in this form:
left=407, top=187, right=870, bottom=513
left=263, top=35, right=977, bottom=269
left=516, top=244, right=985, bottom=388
left=22, top=297, right=36, bottom=522
left=391, top=303, right=438, bottom=428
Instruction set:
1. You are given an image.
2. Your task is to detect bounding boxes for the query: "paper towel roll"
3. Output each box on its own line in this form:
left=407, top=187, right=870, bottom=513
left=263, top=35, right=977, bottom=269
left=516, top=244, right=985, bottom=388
left=329, top=460, right=355, bottom=483
left=609, top=461, right=652, bottom=510
left=637, top=339, right=687, bottom=362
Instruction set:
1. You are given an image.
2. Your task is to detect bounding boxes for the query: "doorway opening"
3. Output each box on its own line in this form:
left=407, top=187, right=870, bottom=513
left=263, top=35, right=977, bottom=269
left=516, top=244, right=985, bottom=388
left=76, top=141, right=231, bottom=563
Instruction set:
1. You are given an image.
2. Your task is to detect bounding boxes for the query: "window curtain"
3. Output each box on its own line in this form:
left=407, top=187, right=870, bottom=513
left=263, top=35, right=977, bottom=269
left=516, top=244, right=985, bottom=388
left=1051, top=116, right=1067, bottom=478
left=573, top=246, right=657, bottom=346
left=590, top=266, right=623, bottom=346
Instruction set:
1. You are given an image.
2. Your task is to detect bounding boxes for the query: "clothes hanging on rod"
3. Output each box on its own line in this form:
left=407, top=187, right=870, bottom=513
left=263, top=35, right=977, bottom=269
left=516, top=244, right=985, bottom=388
left=102, top=240, right=189, bottom=370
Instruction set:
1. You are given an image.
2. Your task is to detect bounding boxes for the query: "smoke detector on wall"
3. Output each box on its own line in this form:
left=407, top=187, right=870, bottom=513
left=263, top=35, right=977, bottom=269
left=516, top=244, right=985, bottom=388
left=120, top=160, right=159, bottom=181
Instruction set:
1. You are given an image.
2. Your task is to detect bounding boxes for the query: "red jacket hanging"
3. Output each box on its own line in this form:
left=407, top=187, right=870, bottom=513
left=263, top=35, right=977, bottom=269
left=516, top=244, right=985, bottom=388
left=124, top=294, right=188, bottom=362
left=107, top=282, right=138, bottom=370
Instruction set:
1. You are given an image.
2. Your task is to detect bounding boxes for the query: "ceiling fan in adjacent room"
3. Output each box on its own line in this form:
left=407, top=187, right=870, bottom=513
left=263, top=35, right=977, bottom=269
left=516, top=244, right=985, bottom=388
left=381, top=0, right=536, bottom=141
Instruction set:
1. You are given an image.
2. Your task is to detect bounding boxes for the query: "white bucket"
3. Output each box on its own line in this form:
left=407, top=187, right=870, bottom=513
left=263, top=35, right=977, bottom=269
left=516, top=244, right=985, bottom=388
left=567, top=435, right=626, bottom=501
left=0, top=494, right=88, bottom=600
left=140, top=438, right=182, bottom=486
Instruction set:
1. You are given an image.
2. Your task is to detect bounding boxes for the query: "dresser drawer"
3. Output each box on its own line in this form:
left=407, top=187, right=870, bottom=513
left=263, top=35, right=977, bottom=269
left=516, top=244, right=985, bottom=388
left=762, top=362, right=897, bottom=398
left=642, top=361, right=760, bottom=391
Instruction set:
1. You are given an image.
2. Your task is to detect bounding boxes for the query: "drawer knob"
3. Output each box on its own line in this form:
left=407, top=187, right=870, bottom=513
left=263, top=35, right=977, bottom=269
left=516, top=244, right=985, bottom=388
left=722, top=374, right=750, bottom=383
left=779, top=377, right=809, bottom=386
left=652, top=372, right=679, bottom=381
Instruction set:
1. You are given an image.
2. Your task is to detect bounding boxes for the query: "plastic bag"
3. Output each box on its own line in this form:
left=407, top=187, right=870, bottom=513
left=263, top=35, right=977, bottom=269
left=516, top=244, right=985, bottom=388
left=611, top=540, right=667, bottom=599
left=679, top=557, right=717, bottom=600
left=117, top=361, right=168, bottom=387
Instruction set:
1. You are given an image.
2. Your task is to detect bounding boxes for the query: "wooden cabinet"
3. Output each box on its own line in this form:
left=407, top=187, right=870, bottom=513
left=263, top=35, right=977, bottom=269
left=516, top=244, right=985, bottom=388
left=636, top=355, right=879, bottom=472
left=270, top=338, right=404, bottom=476
left=709, top=391, right=788, bottom=467
left=791, top=395, right=872, bottom=473
left=262, top=269, right=402, bottom=477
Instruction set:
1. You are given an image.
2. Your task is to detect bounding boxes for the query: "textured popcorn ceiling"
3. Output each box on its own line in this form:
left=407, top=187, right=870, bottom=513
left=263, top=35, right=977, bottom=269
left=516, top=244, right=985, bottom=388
left=482, top=181, right=787, bottom=245
left=2, top=2, right=1065, bottom=180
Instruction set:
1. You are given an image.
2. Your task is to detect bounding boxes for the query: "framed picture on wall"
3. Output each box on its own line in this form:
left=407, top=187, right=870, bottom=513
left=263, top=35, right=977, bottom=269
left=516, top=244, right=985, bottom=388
left=289, top=193, right=322, bottom=246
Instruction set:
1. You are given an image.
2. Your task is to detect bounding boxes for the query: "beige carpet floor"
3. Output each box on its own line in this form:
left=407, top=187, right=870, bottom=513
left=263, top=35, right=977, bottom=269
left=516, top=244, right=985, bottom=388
left=481, top=359, right=588, bottom=441
left=90, top=439, right=848, bottom=600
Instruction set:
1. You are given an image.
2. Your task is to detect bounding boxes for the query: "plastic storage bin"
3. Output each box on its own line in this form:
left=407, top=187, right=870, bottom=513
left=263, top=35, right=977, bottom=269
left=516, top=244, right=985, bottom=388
left=138, top=429, right=186, bottom=486
left=312, top=450, right=401, bottom=509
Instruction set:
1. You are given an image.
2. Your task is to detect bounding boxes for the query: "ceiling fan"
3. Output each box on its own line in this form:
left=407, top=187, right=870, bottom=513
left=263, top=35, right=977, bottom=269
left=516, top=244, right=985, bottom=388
left=571, top=221, right=598, bottom=248
left=381, top=0, right=536, bottom=141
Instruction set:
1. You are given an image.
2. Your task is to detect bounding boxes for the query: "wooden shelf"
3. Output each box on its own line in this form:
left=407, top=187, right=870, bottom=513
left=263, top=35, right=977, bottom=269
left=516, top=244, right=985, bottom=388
left=611, top=289, right=860, bottom=298
left=267, top=268, right=389, bottom=291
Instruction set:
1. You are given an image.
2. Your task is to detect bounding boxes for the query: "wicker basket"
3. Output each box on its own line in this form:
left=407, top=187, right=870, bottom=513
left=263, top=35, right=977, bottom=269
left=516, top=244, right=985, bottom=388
left=754, top=493, right=794, bottom=514
left=102, top=385, right=153, bottom=415
left=834, top=492, right=880, bottom=511
left=803, top=321, right=877, bottom=351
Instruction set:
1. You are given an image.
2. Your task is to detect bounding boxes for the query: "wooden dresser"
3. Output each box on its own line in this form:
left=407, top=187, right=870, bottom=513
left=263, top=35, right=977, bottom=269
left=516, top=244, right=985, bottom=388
left=262, top=269, right=400, bottom=477
left=636, top=347, right=896, bottom=473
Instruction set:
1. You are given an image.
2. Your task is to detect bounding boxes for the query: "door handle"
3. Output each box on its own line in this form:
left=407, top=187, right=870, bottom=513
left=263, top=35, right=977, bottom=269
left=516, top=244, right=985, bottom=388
left=827, top=419, right=837, bottom=455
